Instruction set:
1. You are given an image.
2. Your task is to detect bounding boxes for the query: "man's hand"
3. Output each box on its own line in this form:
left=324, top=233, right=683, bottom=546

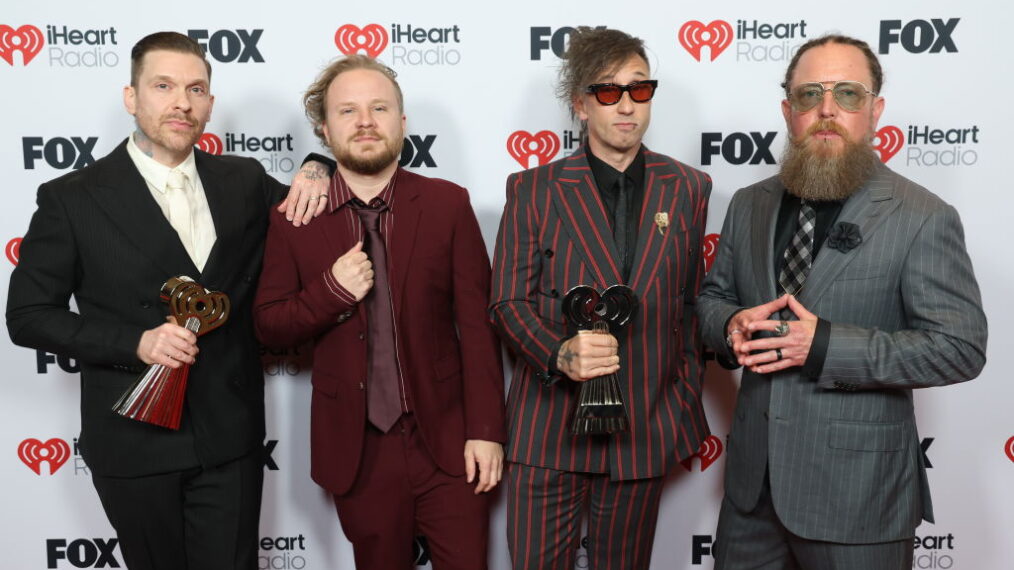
left=278, top=161, right=330, bottom=227
left=556, top=330, right=620, bottom=382
left=331, top=242, right=373, bottom=301
left=738, top=295, right=818, bottom=374
left=725, top=295, right=789, bottom=358
left=136, top=320, right=198, bottom=369
left=464, top=439, right=504, bottom=494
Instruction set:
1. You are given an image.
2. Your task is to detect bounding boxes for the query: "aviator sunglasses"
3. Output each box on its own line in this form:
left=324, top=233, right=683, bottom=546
left=787, top=80, right=877, bottom=112
left=585, top=80, right=659, bottom=105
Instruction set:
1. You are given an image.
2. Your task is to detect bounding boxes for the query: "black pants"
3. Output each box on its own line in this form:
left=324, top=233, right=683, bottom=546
left=91, top=450, right=263, bottom=570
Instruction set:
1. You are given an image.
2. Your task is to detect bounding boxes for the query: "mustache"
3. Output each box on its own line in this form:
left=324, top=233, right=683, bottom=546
left=804, top=119, right=847, bottom=138
left=349, top=129, right=384, bottom=142
left=163, top=114, right=196, bottom=126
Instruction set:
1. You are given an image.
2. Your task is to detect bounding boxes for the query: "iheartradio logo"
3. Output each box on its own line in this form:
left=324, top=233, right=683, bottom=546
left=1005, top=436, right=1014, bottom=464
left=680, top=434, right=724, bottom=472
left=335, top=24, right=388, bottom=58
left=18, top=437, right=71, bottom=475
left=0, top=24, right=44, bottom=66
left=196, top=133, right=223, bottom=155
left=702, top=233, right=720, bottom=273
left=678, top=20, right=733, bottom=62
left=6, top=237, right=21, bottom=266
left=506, top=130, right=560, bottom=169
left=874, top=125, right=903, bottom=163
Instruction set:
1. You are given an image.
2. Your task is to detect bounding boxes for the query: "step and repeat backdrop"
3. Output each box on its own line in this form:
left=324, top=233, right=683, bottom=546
left=2, top=1, right=1010, bottom=568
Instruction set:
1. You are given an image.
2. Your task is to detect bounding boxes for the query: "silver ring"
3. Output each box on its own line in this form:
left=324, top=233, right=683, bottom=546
left=726, top=328, right=741, bottom=347
left=308, top=196, right=319, bottom=201
left=775, top=348, right=783, bottom=360
left=774, top=321, right=790, bottom=337
left=319, top=194, right=328, bottom=199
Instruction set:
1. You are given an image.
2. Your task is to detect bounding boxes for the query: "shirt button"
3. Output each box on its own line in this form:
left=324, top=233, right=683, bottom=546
left=544, top=249, right=554, bottom=258
left=358, top=382, right=365, bottom=390
left=358, top=332, right=365, bottom=340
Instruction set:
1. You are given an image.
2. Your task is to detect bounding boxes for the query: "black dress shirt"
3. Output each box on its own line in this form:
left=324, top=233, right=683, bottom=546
left=586, top=147, right=646, bottom=283
left=773, top=193, right=844, bottom=378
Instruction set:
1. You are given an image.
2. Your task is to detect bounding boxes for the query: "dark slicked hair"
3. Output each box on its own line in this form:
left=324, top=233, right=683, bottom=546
left=130, top=31, right=211, bottom=87
left=781, top=34, right=884, bottom=95
left=557, top=27, right=649, bottom=119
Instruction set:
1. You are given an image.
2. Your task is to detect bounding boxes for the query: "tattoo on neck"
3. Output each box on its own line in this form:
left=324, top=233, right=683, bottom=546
left=300, top=162, right=328, bottom=181
left=133, top=129, right=154, bottom=158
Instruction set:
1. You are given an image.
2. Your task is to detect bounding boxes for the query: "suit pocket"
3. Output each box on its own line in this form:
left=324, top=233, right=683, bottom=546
left=828, top=419, right=904, bottom=451
left=311, top=370, right=340, bottom=397
left=432, top=352, right=462, bottom=382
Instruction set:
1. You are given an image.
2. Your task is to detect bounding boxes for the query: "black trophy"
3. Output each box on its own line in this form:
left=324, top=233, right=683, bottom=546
left=562, top=284, right=638, bottom=435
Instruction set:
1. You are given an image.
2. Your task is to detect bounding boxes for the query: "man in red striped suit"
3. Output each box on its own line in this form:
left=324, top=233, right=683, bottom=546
left=490, top=27, right=713, bottom=569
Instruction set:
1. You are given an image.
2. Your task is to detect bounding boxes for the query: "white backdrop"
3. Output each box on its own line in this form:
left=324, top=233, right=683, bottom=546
left=2, top=1, right=1010, bottom=568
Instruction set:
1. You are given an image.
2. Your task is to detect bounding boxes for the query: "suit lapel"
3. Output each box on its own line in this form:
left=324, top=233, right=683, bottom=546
left=628, top=152, right=680, bottom=295
left=752, top=179, right=783, bottom=302
left=196, top=150, right=241, bottom=285
left=549, top=149, right=623, bottom=287
left=91, top=140, right=199, bottom=280
left=389, top=173, right=421, bottom=320
left=797, top=163, right=898, bottom=308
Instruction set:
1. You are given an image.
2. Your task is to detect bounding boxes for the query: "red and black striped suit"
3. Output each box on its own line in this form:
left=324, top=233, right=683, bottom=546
left=490, top=146, right=712, bottom=568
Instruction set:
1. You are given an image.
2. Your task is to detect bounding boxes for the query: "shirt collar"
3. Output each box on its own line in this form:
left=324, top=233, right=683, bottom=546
left=586, top=145, right=646, bottom=193
left=126, top=132, right=198, bottom=193
left=327, top=168, right=399, bottom=213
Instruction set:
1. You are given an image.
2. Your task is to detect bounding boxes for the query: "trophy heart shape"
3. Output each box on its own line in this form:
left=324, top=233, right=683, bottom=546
left=562, top=285, right=638, bottom=332
left=169, top=285, right=230, bottom=336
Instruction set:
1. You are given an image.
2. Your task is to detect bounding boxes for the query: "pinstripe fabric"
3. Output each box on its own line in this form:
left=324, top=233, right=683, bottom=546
left=698, top=162, right=987, bottom=545
left=490, top=146, right=713, bottom=479
left=714, top=488, right=912, bottom=570
left=506, top=463, right=665, bottom=570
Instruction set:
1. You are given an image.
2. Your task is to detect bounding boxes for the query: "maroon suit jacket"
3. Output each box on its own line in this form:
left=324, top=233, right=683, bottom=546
left=254, top=168, right=506, bottom=495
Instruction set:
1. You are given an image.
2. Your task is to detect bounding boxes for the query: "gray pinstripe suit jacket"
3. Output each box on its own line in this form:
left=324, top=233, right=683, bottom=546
left=697, top=162, right=987, bottom=543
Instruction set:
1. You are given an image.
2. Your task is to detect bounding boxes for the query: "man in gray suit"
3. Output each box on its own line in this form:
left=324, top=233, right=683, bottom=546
left=697, top=34, right=987, bottom=569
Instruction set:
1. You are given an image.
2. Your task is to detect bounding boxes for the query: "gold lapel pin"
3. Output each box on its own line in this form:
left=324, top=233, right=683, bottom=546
left=654, top=212, right=669, bottom=236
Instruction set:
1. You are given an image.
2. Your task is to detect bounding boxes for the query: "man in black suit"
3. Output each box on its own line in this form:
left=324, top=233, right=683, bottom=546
left=6, top=32, right=326, bottom=570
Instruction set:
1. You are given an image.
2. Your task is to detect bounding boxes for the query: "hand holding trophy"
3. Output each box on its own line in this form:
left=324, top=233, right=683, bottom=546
left=112, top=276, right=229, bottom=429
left=562, top=284, right=638, bottom=435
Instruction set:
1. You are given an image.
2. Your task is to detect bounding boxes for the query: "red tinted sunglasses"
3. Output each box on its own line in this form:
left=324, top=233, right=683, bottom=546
left=585, top=80, right=659, bottom=105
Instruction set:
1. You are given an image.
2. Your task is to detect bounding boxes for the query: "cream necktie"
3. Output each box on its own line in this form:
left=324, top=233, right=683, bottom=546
left=165, top=169, right=197, bottom=265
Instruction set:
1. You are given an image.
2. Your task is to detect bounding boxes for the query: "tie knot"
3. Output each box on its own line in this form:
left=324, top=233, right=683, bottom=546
left=356, top=206, right=384, bottom=232
left=167, top=169, right=188, bottom=192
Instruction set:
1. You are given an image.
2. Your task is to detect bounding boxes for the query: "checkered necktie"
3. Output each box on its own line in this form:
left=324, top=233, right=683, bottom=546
left=778, top=200, right=816, bottom=295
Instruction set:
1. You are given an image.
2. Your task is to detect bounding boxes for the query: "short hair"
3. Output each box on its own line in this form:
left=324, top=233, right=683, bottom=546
left=557, top=27, right=649, bottom=119
left=303, top=55, right=404, bottom=147
left=130, top=31, right=211, bottom=87
left=781, top=34, right=885, bottom=95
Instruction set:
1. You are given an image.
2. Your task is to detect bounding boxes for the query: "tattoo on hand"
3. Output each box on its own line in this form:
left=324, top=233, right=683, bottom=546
left=300, top=163, right=328, bottom=181
left=559, top=346, right=576, bottom=369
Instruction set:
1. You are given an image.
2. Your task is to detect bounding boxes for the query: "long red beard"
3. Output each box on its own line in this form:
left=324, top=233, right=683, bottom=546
left=779, top=120, right=879, bottom=202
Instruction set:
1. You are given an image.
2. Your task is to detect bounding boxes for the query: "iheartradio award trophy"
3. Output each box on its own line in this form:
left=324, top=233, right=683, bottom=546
left=562, top=285, right=638, bottom=435
left=112, top=276, right=229, bottom=430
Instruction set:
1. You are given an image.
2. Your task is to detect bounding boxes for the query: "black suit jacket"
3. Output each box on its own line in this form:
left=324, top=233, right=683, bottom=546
left=7, top=139, right=285, bottom=477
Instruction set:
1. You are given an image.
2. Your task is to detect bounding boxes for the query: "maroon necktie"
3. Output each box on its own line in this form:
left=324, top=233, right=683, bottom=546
left=356, top=206, right=402, bottom=432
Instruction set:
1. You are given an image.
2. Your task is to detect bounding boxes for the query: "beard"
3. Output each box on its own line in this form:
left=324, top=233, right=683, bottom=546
left=135, top=112, right=205, bottom=156
left=333, top=130, right=403, bottom=175
left=779, top=120, right=880, bottom=202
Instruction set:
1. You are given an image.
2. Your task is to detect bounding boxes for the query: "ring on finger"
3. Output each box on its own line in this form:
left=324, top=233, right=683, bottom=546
left=774, top=348, right=783, bottom=360
left=726, top=328, right=742, bottom=347
left=774, top=321, right=790, bottom=337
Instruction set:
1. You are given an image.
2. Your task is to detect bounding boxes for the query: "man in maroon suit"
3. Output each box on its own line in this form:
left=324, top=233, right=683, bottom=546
left=253, top=55, right=506, bottom=570
left=490, top=28, right=713, bottom=569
